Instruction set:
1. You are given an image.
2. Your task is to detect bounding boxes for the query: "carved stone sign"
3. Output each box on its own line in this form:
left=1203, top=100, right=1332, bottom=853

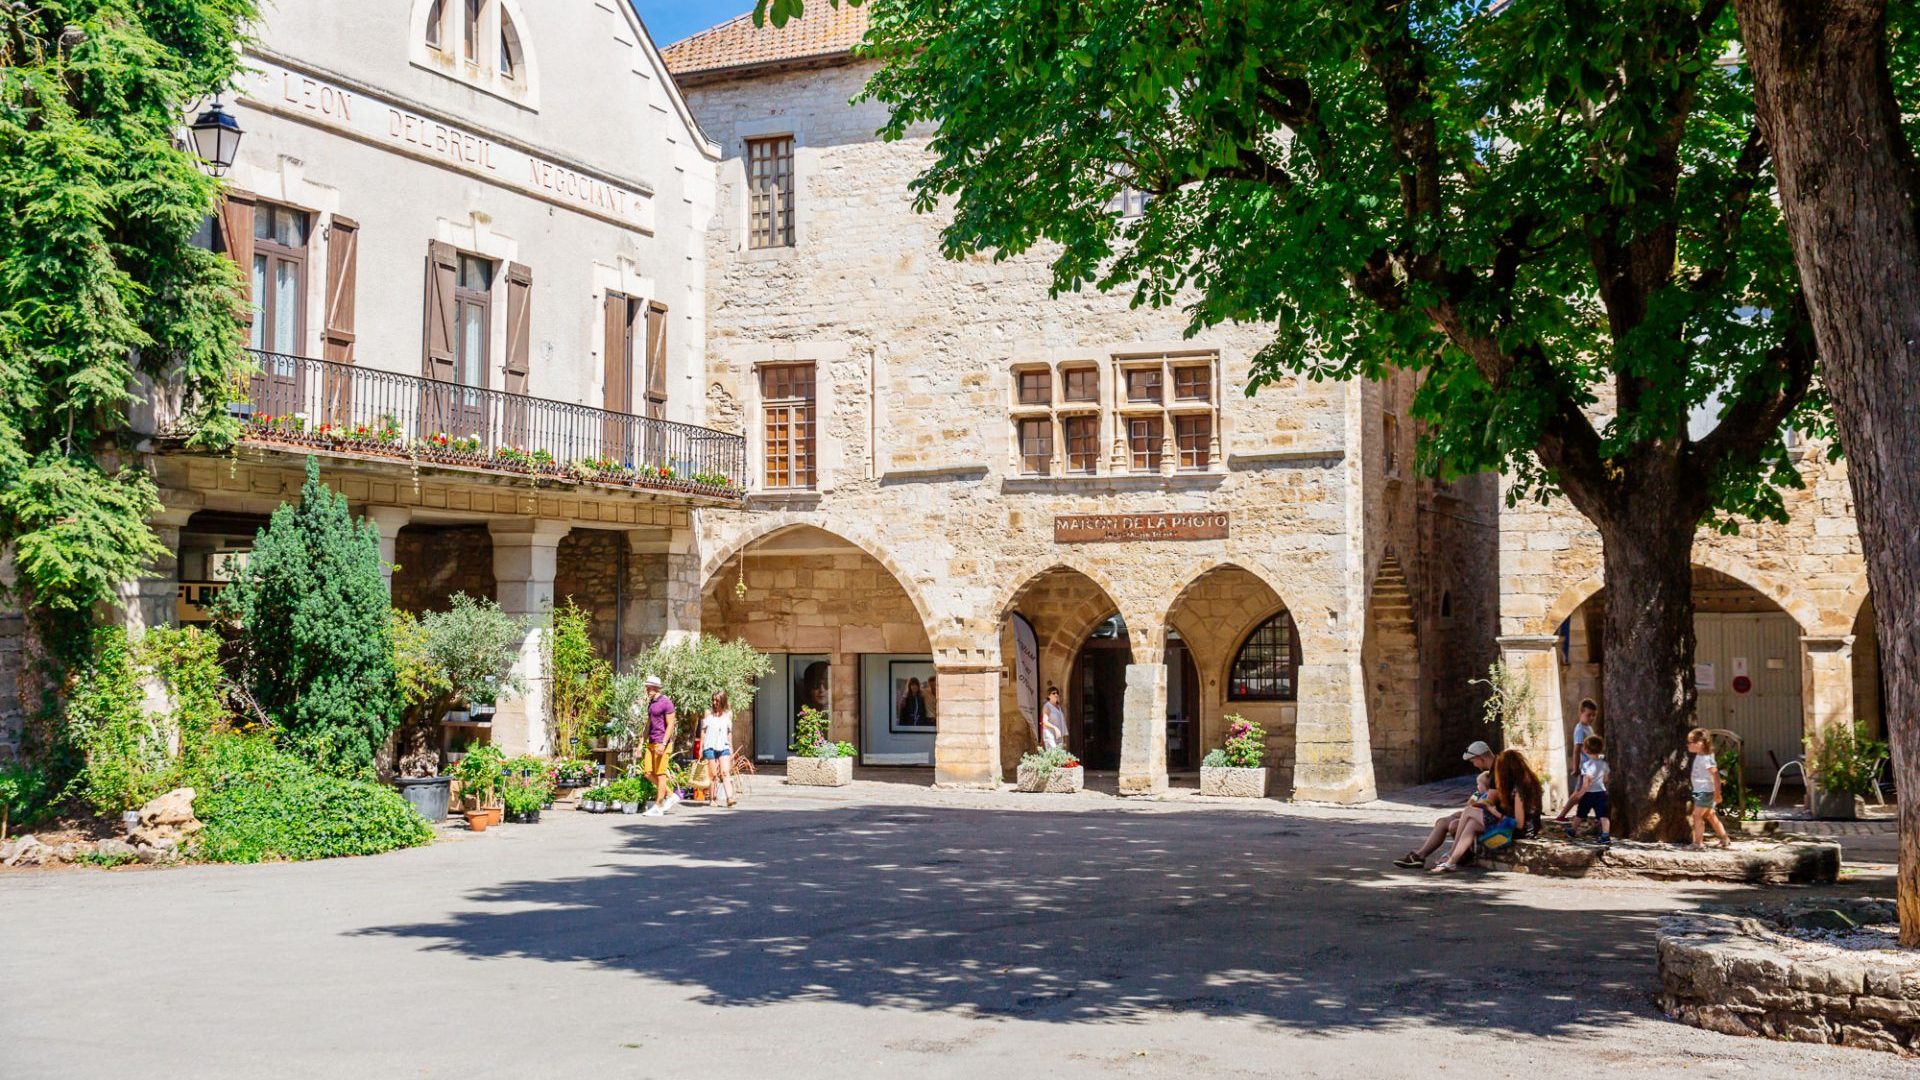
left=1054, top=512, right=1229, bottom=543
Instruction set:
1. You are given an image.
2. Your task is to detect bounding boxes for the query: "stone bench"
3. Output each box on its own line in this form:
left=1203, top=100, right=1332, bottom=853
left=1481, top=837, right=1840, bottom=884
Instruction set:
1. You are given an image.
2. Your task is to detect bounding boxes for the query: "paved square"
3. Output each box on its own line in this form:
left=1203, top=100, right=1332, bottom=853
left=1, top=785, right=1907, bottom=1079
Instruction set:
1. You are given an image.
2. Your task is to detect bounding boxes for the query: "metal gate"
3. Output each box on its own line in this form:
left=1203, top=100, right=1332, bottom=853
left=1695, top=613, right=1803, bottom=778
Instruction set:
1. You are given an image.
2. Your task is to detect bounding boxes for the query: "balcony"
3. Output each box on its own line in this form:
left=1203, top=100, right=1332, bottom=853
left=227, top=349, right=746, bottom=501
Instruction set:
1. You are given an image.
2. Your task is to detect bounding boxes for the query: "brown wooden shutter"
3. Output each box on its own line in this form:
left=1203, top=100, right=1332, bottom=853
left=602, top=293, right=631, bottom=459
left=501, top=262, right=532, bottom=447
left=323, top=216, right=358, bottom=364
left=503, top=263, right=532, bottom=395
left=217, top=190, right=257, bottom=312
left=644, top=301, right=668, bottom=406
left=422, top=240, right=458, bottom=381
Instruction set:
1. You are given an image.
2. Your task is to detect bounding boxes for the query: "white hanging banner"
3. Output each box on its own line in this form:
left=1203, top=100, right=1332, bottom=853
left=1012, top=612, right=1040, bottom=737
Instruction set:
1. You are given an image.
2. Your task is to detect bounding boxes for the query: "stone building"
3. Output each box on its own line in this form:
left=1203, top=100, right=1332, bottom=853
left=1, top=0, right=745, bottom=759
left=1498, top=436, right=1883, bottom=799
left=661, top=9, right=1499, bottom=798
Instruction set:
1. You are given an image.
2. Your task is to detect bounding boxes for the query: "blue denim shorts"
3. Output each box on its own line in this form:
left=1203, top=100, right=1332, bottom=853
left=1690, top=790, right=1717, bottom=808
left=701, top=747, right=731, bottom=760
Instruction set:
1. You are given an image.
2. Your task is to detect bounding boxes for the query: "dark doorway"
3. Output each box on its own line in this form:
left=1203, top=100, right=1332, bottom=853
left=1166, top=635, right=1200, bottom=771
left=1071, top=614, right=1131, bottom=770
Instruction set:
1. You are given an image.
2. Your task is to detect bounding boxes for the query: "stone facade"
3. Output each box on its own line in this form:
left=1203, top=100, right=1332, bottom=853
left=1497, top=445, right=1879, bottom=799
left=671, top=50, right=1499, bottom=797
left=393, top=525, right=496, bottom=613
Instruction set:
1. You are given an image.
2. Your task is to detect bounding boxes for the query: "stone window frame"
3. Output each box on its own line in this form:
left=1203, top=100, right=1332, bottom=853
left=410, top=0, right=542, bottom=110
left=1008, top=362, right=1057, bottom=475
left=730, top=118, right=808, bottom=261
left=1111, top=350, right=1221, bottom=476
left=740, top=343, right=846, bottom=495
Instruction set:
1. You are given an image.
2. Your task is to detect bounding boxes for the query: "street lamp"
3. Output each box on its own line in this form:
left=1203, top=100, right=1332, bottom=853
left=189, top=97, right=243, bottom=176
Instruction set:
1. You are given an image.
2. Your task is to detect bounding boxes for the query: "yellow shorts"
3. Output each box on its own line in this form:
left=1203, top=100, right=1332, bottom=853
left=642, top=743, right=671, bottom=776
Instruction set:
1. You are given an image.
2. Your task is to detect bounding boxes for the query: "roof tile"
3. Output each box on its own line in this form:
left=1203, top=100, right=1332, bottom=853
left=660, top=5, right=871, bottom=79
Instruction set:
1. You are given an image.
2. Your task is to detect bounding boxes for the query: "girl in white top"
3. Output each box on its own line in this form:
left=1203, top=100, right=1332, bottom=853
left=1686, top=727, right=1731, bottom=851
left=699, top=691, right=737, bottom=808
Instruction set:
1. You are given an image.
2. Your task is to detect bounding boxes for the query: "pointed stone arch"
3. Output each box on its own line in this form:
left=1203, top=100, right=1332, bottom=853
left=701, top=515, right=940, bottom=650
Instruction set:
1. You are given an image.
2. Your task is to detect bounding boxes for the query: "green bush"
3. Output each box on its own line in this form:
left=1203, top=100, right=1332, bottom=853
left=1020, top=746, right=1080, bottom=776
left=0, top=760, right=53, bottom=838
left=65, top=627, right=173, bottom=815
left=1220, top=715, right=1267, bottom=768
left=789, top=705, right=833, bottom=758
left=621, top=635, right=772, bottom=750
left=215, top=458, right=397, bottom=776
left=187, top=734, right=433, bottom=863
left=546, top=600, right=610, bottom=760
left=1808, top=721, right=1890, bottom=800
left=452, top=744, right=505, bottom=809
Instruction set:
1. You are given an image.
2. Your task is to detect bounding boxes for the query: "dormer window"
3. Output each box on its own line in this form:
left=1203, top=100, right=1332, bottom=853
left=425, top=0, right=445, bottom=51
left=462, top=0, right=482, bottom=63
left=416, top=0, right=535, bottom=102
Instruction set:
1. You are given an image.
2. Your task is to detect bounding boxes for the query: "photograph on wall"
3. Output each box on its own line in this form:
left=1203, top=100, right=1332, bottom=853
left=889, top=660, right=938, bottom=733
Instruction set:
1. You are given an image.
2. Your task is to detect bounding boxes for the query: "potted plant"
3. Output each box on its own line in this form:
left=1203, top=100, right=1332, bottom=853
left=500, top=755, right=554, bottom=824
left=1016, top=747, right=1084, bottom=793
left=467, top=676, right=500, bottom=722
left=553, top=759, right=593, bottom=789
left=1201, top=716, right=1270, bottom=797
left=785, top=707, right=854, bottom=787
left=453, top=745, right=504, bottom=829
left=579, top=784, right=609, bottom=812
left=608, top=776, right=651, bottom=813
left=1805, top=721, right=1888, bottom=821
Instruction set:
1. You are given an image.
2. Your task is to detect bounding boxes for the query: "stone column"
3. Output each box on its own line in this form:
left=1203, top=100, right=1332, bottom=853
left=1801, top=634, right=1855, bottom=738
left=1117, top=662, right=1169, bottom=795
left=114, top=492, right=203, bottom=637
left=489, top=520, right=569, bottom=757
left=933, top=665, right=1002, bottom=787
left=362, top=506, right=412, bottom=595
left=1291, top=656, right=1380, bottom=803
left=1498, top=634, right=1569, bottom=808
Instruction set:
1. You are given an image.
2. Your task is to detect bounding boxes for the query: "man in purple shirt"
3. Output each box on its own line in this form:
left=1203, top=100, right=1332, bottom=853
left=640, top=675, right=678, bottom=817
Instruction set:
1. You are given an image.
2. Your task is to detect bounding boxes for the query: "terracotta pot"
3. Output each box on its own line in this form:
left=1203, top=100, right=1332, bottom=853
left=481, top=806, right=503, bottom=827
left=464, top=810, right=489, bottom=833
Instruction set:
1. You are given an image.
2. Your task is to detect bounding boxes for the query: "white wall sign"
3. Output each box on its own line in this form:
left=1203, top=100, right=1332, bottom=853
left=236, top=56, right=655, bottom=235
left=1012, top=612, right=1039, bottom=736
left=1695, top=662, right=1717, bottom=693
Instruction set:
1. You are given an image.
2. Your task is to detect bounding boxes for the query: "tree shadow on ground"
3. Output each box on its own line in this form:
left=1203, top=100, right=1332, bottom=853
left=359, top=803, right=1836, bottom=1035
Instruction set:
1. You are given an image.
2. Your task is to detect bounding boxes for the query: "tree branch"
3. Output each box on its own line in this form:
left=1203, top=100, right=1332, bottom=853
left=1688, top=125, right=1770, bottom=296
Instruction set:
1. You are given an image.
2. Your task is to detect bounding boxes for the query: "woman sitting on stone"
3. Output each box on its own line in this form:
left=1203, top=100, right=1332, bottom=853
left=1400, top=747, right=1544, bottom=873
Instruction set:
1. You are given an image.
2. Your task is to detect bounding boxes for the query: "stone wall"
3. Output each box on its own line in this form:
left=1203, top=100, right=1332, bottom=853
left=1659, top=901, right=1915, bottom=1054
left=0, top=610, right=24, bottom=758
left=554, top=528, right=625, bottom=663
left=392, top=525, right=496, bottom=614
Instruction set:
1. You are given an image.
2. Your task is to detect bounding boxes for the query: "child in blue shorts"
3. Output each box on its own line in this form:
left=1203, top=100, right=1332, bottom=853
left=1555, top=734, right=1612, bottom=845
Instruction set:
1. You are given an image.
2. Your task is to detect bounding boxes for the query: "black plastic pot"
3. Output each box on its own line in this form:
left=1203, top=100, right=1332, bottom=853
left=504, top=808, right=541, bottom=824
left=395, top=776, right=453, bottom=822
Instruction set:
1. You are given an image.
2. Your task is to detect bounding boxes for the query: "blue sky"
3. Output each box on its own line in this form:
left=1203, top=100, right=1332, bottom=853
left=630, top=1, right=752, bottom=48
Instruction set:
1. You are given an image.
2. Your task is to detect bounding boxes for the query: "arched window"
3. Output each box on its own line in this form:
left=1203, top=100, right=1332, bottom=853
left=463, top=0, right=482, bottom=63
left=1228, top=611, right=1300, bottom=701
left=499, top=12, right=523, bottom=81
left=424, top=0, right=445, bottom=51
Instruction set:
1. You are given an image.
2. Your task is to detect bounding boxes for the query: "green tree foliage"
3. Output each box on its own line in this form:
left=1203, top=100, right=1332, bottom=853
left=621, top=635, right=772, bottom=751
left=0, top=2, right=256, bottom=706
left=215, top=458, right=397, bottom=776
left=762, top=0, right=1818, bottom=838
left=64, top=623, right=233, bottom=814
left=390, top=596, right=528, bottom=774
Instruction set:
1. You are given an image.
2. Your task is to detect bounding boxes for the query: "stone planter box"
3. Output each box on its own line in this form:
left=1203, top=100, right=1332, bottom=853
left=1015, top=764, right=1084, bottom=793
left=786, top=756, right=853, bottom=787
left=1200, top=766, right=1268, bottom=798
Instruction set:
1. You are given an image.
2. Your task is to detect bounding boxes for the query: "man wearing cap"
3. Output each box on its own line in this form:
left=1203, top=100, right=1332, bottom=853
left=1394, top=741, right=1498, bottom=869
left=639, top=675, right=678, bottom=817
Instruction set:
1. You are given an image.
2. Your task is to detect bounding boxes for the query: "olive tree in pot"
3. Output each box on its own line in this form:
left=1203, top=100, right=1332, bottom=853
left=1201, top=716, right=1268, bottom=798
left=1806, top=722, right=1889, bottom=822
left=1016, top=747, right=1083, bottom=793
left=786, top=706, right=854, bottom=787
left=389, top=595, right=528, bottom=813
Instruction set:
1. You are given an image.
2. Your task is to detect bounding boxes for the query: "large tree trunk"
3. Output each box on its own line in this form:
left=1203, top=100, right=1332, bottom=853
left=1595, top=509, right=1700, bottom=841
left=1734, top=0, right=1920, bottom=944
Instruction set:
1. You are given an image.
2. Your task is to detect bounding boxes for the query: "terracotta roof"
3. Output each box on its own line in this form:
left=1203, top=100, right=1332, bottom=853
left=660, top=5, right=871, bottom=80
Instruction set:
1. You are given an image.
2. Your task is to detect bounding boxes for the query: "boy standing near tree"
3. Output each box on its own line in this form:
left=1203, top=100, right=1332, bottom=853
left=1555, top=734, right=1612, bottom=845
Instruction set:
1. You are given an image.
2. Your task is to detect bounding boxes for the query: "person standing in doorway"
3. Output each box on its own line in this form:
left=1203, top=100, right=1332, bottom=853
left=700, top=690, right=736, bottom=808
left=1041, top=685, right=1068, bottom=751
left=641, top=675, right=678, bottom=817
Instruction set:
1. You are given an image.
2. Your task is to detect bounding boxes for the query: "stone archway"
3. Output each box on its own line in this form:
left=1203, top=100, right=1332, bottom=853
left=1163, top=563, right=1302, bottom=795
left=702, top=523, right=939, bottom=770
left=996, top=565, right=1128, bottom=776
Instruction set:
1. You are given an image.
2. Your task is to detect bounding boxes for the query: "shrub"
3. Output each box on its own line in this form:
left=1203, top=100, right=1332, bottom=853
left=0, top=761, right=52, bottom=838
left=622, top=635, right=772, bottom=750
left=65, top=627, right=172, bottom=815
left=1202, top=749, right=1228, bottom=769
left=1807, top=721, right=1890, bottom=800
left=452, top=744, right=505, bottom=809
left=1473, top=662, right=1539, bottom=747
left=605, top=775, right=654, bottom=804
left=500, top=754, right=554, bottom=814
left=789, top=705, right=833, bottom=758
left=1220, top=716, right=1267, bottom=768
left=546, top=600, right=611, bottom=760
left=391, top=597, right=529, bottom=774
left=187, top=734, right=433, bottom=863
left=215, top=457, right=397, bottom=776
left=1020, top=747, right=1080, bottom=777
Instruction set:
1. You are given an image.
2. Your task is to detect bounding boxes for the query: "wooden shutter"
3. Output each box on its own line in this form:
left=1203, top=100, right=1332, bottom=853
left=217, top=190, right=256, bottom=313
left=601, top=293, right=632, bottom=460
left=422, top=240, right=458, bottom=381
left=501, top=262, right=532, bottom=447
left=322, top=216, right=358, bottom=364
left=644, top=301, right=668, bottom=405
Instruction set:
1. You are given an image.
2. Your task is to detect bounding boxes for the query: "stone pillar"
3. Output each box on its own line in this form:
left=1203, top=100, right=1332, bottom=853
left=1801, top=635, right=1855, bottom=738
left=489, top=520, right=569, bottom=757
left=1291, top=656, right=1380, bottom=803
left=363, top=506, right=412, bottom=595
left=933, top=665, right=1002, bottom=787
left=1498, top=634, right=1569, bottom=808
left=1117, top=662, right=1169, bottom=795
left=113, top=492, right=203, bottom=637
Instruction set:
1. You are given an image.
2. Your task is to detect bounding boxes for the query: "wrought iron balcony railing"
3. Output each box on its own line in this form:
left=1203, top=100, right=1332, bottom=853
left=233, top=349, right=745, bottom=499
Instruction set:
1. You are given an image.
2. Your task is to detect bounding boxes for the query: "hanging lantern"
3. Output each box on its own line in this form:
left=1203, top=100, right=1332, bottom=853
left=189, top=97, right=244, bottom=176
